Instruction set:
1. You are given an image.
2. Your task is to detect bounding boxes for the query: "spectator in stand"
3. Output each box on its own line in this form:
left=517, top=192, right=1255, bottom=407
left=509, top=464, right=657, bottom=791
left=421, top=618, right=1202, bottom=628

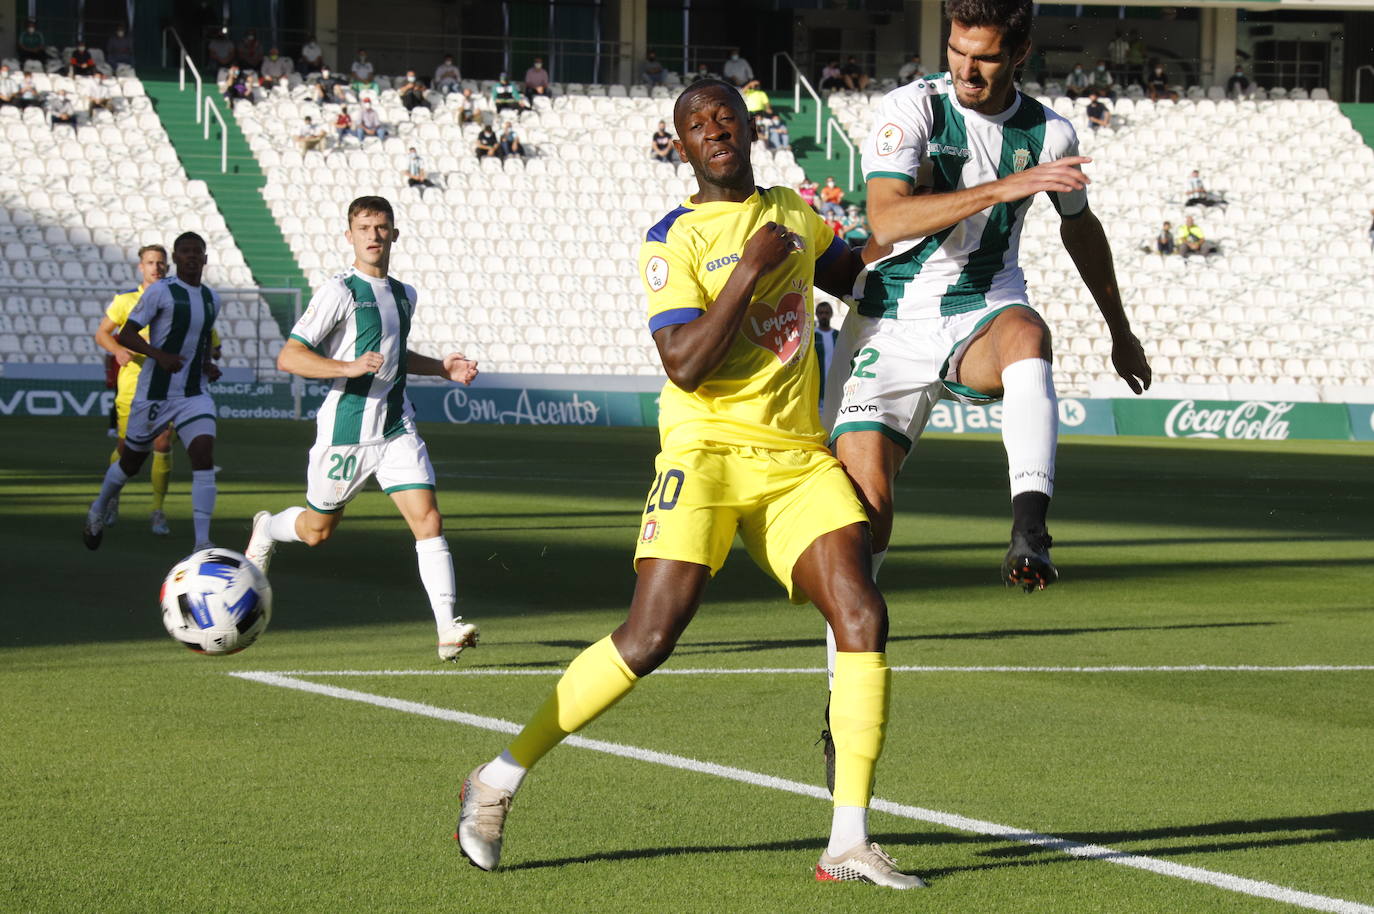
left=722, top=47, right=753, bottom=87
left=842, top=56, right=871, bottom=92
left=1090, top=59, right=1114, bottom=97
left=16, top=72, right=42, bottom=109
left=1027, top=47, right=1048, bottom=84
left=814, top=301, right=840, bottom=411
left=335, top=106, right=357, bottom=143
left=1107, top=30, right=1130, bottom=85
left=397, top=70, right=430, bottom=111
left=897, top=54, right=922, bottom=85
left=48, top=89, right=78, bottom=131
left=69, top=40, right=98, bottom=78
left=1156, top=221, right=1175, bottom=257
left=296, top=115, right=326, bottom=153
left=457, top=87, right=480, bottom=124
left=18, top=19, right=47, bottom=66
left=238, top=29, right=264, bottom=71
left=818, top=177, right=845, bottom=221
left=310, top=66, right=346, bottom=104
left=207, top=27, right=236, bottom=71
left=797, top=176, right=819, bottom=210
left=523, top=57, right=551, bottom=98
left=358, top=101, right=389, bottom=141
left=819, top=60, right=844, bottom=92
left=1147, top=62, right=1177, bottom=102
left=690, top=63, right=716, bottom=83
left=86, top=71, right=117, bottom=114
left=741, top=79, right=769, bottom=118
left=499, top=120, right=525, bottom=158
left=642, top=51, right=665, bottom=87
left=1127, top=31, right=1147, bottom=85
left=349, top=49, right=374, bottom=83
left=842, top=206, right=870, bottom=246
left=0, top=65, right=19, bottom=106
left=650, top=120, right=675, bottom=163
left=434, top=54, right=462, bottom=94
left=491, top=73, right=527, bottom=116
left=106, top=24, right=135, bottom=69
left=1227, top=66, right=1251, bottom=98
left=1368, top=209, right=1374, bottom=251
left=1184, top=169, right=1225, bottom=209
left=351, top=71, right=380, bottom=105
left=299, top=35, right=325, bottom=75
left=1178, top=216, right=1214, bottom=257
left=1065, top=63, right=1090, bottom=99
left=404, top=148, right=436, bottom=195
left=1085, top=91, right=1111, bottom=131
left=223, top=66, right=251, bottom=106
left=259, top=47, right=292, bottom=91
left=475, top=123, right=500, bottom=159
left=765, top=112, right=791, bottom=151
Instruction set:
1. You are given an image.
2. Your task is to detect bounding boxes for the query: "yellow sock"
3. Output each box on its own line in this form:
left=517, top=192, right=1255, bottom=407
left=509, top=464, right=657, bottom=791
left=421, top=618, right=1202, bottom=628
left=508, top=635, right=639, bottom=769
left=108, top=447, right=121, bottom=466
left=830, top=651, right=890, bottom=808
left=150, top=450, right=173, bottom=511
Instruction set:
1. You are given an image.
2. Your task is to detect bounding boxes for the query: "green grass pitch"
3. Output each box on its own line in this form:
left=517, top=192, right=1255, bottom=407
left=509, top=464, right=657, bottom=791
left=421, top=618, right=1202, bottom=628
left=1, top=416, right=1371, bottom=913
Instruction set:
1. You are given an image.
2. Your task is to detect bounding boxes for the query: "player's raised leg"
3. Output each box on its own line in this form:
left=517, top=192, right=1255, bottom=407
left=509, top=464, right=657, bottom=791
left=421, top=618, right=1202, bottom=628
left=85, top=444, right=150, bottom=550
left=957, top=306, right=1059, bottom=591
left=390, top=486, right=477, bottom=660
left=457, top=559, right=708, bottom=870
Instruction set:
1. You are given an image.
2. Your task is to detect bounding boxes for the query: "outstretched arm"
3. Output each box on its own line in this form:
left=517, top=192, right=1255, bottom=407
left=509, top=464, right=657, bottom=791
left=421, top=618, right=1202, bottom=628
left=1059, top=206, right=1151, bottom=394
left=653, top=221, right=800, bottom=393
left=866, top=158, right=1092, bottom=247
left=407, top=349, right=478, bottom=384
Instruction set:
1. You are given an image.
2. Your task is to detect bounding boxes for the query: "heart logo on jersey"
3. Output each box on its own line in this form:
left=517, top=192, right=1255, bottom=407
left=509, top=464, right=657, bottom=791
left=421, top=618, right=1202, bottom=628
left=743, top=292, right=806, bottom=364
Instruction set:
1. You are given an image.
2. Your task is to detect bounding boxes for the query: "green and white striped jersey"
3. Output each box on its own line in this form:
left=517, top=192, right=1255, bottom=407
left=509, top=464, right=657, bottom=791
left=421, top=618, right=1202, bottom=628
left=127, top=276, right=220, bottom=401
left=290, top=267, right=417, bottom=446
left=859, top=73, right=1086, bottom=319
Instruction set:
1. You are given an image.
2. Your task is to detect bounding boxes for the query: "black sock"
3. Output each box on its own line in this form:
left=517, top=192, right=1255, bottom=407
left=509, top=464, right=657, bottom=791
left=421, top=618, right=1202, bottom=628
left=1012, top=492, right=1051, bottom=533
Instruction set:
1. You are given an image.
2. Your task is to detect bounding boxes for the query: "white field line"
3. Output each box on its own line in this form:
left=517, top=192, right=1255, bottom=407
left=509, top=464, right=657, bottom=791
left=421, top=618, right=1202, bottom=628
left=231, top=671, right=1374, bottom=914
left=244, top=665, right=1374, bottom=677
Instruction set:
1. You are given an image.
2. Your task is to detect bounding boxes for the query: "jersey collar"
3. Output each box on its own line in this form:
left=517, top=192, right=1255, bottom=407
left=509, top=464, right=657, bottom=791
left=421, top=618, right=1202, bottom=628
left=682, top=185, right=764, bottom=210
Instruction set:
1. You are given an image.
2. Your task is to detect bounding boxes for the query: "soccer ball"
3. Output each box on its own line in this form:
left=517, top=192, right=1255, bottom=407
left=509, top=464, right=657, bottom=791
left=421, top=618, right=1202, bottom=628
left=160, top=548, right=273, bottom=655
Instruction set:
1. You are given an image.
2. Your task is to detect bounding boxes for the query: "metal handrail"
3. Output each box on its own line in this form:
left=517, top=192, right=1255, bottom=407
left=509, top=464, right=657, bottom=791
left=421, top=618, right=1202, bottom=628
left=771, top=52, right=822, bottom=138
left=203, top=96, right=228, bottom=173
left=163, top=27, right=204, bottom=124
left=825, top=120, right=857, bottom=194
left=1357, top=66, right=1374, bottom=103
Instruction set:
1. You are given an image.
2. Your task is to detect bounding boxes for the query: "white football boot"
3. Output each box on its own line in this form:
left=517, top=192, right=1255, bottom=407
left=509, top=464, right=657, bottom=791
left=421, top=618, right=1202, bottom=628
left=816, top=842, right=926, bottom=889
left=244, top=511, right=276, bottom=574
left=150, top=509, right=170, bottom=536
left=438, top=619, right=479, bottom=662
left=456, top=764, right=511, bottom=871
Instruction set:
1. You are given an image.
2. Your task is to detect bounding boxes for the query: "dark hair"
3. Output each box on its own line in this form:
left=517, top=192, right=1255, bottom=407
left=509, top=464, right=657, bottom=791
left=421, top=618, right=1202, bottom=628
left=172, top=231, right=206, bottom=251
left=347, top=195, right=394, bottom=226
left=946, top=0, right=1033, bottom=53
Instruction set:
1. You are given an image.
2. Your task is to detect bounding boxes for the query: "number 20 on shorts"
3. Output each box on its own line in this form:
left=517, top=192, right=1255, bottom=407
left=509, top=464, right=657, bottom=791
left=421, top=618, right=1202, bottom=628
left=645, top=469, right=685, bottom=513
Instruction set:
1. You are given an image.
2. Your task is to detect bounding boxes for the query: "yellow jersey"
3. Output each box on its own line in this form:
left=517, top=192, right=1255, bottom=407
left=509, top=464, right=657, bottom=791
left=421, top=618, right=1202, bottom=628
left=106, top=285, right=222, bottom=399
left=638, top=185, right=847, bottom=451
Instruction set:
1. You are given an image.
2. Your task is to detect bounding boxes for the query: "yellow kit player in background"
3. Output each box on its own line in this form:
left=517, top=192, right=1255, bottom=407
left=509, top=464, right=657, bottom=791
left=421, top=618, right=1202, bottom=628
left=455, top=80, right=925, bottom=889
left=94, top=245, right=222, bottom=536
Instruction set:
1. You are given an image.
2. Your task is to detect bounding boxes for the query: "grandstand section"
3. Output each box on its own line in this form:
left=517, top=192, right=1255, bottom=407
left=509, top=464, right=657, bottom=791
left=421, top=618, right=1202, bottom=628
left=0, top=70, right=286, bottom=377
left=827, top=87, right=1374, bottom=403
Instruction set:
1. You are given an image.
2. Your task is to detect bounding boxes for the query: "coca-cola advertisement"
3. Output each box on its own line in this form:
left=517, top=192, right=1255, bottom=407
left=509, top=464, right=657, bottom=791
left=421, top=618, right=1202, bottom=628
left=1114, top=399, right=1354, bottom=441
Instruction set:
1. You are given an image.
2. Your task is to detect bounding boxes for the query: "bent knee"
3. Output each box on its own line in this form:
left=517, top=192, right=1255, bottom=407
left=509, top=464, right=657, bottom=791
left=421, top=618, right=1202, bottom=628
left=617, top=629, right=679, bottom=676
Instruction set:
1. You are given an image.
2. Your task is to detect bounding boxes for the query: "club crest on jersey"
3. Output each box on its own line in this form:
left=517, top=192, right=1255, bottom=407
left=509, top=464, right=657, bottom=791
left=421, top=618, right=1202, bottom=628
left=1013, top=148, right=1032, bottom=172
left=641, top=518, right=660, bottom=542
left=743, top=292, right=806, bottom=364
left=645, top=255, right=669, bottom=292
left=875, top=122, right=903, bottom=156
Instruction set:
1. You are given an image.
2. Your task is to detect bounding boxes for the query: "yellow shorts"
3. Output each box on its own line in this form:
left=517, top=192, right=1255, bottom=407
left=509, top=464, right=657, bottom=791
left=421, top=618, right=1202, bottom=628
left=633, top=442, right=868, bottom=604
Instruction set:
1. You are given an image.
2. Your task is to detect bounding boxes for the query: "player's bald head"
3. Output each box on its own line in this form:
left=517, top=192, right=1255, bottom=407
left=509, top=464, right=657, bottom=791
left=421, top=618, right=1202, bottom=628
left=672, top=79, right=746, bottom=134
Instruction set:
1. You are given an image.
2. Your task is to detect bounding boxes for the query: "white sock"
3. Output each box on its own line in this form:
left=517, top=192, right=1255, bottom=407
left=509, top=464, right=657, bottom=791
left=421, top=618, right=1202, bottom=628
left=268, top=506, right=306, bottom=543
left=416, top=535, right=456, bottom=629
left=481, top=749, right=527, bottom=795
left=825, top=549, right=888, bottom=690
left=1000, top=358, right=1057, bottom=498
left=191, top=469, right=216, bottom=544
left=827, top=806, right=869, bottom=856
left=93, top=463, right=129, bottom=514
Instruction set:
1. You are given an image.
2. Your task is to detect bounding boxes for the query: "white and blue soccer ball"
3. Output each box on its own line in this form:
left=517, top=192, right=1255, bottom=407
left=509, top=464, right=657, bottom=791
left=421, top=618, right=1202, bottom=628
left=160, top=548, right=272, bottom=655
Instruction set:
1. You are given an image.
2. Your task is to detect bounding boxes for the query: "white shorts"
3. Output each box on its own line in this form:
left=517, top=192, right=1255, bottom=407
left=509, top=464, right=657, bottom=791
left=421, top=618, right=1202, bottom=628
left=823, top=304, right=1032, bottom=453
left=124, top=394, right=216, bottom=452
left=305, top=431, right=436, bottom=514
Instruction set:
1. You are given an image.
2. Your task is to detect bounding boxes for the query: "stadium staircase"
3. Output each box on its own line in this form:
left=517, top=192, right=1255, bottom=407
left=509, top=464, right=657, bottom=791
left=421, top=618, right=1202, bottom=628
left=143, top=76, right=306, bottom=331
left=771, top=93, right=866, bottom=207
left=1338, top=103, right=1374, bottom=151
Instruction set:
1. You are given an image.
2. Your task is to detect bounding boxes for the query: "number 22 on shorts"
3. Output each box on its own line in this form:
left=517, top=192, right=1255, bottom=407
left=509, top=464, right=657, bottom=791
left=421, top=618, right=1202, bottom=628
left=645, top=469, right=685, bottom=513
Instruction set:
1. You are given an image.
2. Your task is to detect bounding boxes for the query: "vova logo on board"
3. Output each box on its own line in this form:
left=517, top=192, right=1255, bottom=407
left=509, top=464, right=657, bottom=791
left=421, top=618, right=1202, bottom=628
left=1164, top=400, right=1295, bottom=440
left=0, top=388, right=113, bottom=416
